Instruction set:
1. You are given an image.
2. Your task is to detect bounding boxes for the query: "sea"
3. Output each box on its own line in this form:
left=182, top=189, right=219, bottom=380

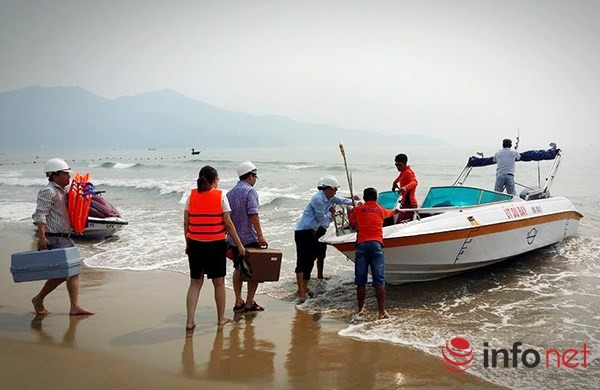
left=1, top=144, right=599, bottom=389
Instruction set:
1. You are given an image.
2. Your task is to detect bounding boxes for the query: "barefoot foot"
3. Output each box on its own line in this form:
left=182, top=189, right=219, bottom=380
left=70, top=306, right=94, bottom=316
left=217, top=318, right=231, bottom=327
left=32, top=297, right=49, bottom=315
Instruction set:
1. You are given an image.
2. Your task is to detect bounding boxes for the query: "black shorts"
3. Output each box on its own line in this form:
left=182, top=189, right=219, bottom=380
left=295, top=229, right=319, bottom=280
left=229, top=242, right=260, bottom=269
left=315, top=227, right=327, bottom=259
left=187, top=239, right=227, bottom=279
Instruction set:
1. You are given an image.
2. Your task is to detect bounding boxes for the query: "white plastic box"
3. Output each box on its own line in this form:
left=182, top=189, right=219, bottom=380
left=10, top=247, right=81, bottom=282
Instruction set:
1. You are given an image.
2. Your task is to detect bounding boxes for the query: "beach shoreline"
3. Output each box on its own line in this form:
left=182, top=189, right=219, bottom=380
left=0, top=225, right=497, bottom=389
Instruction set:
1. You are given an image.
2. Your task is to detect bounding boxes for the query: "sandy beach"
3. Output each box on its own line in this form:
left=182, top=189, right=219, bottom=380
left=0, top=226, right=497, bottom=389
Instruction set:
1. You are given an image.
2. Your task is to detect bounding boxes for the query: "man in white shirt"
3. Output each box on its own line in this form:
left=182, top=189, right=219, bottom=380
left=32, top=158, right=93, bottom=316
left=493, top=139, right=521, bottom=195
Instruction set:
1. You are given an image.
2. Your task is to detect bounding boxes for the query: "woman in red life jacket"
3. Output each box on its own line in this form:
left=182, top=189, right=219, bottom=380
left=184, top=165, right=245, bottom=329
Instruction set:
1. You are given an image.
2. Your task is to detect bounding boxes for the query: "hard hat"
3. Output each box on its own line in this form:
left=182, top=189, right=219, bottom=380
left=320, top=176, right=340, bottom=189
left=44, top=158, right=71, bottom=174
left=236, top=161, right=257, bottom=177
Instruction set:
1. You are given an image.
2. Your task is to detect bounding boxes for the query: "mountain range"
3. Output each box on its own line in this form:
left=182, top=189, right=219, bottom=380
left=0, top=86, right=444, bottom=148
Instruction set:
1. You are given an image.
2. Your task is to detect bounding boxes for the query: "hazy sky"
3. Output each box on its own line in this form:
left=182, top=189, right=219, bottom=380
left=1, top=0, right=599, bottom=147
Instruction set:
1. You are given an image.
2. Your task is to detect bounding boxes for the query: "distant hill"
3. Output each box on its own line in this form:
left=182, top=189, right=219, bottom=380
left=0, top=86, right=445, bottom=148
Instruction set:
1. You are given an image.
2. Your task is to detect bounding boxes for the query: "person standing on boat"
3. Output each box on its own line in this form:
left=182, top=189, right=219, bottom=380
left=184, top=165, right=245, bottom=329
left=31, top=158, right=94, bottom=317
left=227, top=161, right=267, bottom=313
left=391, top=153, right=418, bottom=222
left=294, top=176, right=357, bottom=303
left=493, top=138, right=521, bottom=195
left=349, top=187, right=398, bottom=320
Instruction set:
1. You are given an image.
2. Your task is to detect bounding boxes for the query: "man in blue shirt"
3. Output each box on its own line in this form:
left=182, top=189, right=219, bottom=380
left=294, top=176, right=355, bottom=303
left=227, top=161, right=267, bottom=313
left=493, top=138, right=521, bottom=195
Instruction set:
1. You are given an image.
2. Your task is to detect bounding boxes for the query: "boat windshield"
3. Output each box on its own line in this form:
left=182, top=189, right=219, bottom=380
left=377, top=191, right=400, bottom=209
left=421, top=186, right=512, bottom=208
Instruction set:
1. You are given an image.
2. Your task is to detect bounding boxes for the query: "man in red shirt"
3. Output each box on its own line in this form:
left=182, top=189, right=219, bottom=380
left=391, top=153, right=418, bottom=223
left=392, top=153, right=418, bottom=207
left=349, top=187, right=399, bottom=320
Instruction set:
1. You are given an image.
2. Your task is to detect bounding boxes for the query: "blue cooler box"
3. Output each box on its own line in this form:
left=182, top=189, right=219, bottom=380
left=10, top=247, right=81, bottom=283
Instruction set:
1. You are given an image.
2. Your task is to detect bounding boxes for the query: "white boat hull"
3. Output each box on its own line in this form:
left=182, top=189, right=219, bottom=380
left=75, top=217, right=128, bottom=239
left=324, top=197, right=582, bottom=284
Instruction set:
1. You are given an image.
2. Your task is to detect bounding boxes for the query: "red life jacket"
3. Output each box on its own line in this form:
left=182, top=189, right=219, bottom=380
left=186, top=189, right=226, bottom=241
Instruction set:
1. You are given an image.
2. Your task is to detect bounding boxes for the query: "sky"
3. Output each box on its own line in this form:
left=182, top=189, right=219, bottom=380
left=1, top=0, right=599, bottom=147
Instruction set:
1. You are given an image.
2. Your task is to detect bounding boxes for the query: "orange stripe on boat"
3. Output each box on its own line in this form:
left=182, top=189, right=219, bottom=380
left=332, top=211, right=582, bottom=252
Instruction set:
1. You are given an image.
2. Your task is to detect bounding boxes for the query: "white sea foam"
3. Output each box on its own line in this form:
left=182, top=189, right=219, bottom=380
left=0, top=200, right=36, bottom=222
left=113, top=163, right=138, bottom=169
left=0, top=177, right=46, bottom=187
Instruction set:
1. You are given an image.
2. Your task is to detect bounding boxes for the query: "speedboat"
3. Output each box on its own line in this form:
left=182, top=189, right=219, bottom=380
left=321, top=144, right=583, bottom=284
left=75, top=190, right=128, bottom=239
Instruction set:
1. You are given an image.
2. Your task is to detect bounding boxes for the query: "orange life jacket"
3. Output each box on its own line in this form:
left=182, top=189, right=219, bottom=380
left=186, top=189, right=226, bottom=241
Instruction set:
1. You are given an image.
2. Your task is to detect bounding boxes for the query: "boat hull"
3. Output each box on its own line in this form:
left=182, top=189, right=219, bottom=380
left=326, top=197, right=582, bottom=284
left=74, top=217, right=128, bottom=239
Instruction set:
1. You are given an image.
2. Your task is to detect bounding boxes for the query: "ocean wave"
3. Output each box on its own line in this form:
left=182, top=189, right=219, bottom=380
left=0, top=177, right=46, bottom=187
left=88, top=162, right=145, bottom=169
left=93, top=178, right=191, bottom=195
left=0, top=200, right=36, bottom=222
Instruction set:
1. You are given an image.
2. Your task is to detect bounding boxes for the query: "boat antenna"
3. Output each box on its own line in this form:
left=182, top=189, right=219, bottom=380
left=338, top=142, right=356, bottom=207
left=515, top=128, right=520, bottom=150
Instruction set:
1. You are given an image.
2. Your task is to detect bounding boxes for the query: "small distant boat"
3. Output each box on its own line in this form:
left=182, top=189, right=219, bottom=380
left=321, top=144, right=582, bottom=284
left=147, top=147, right=157, bottom=151
left=191, top=148, right=201, bottom=155
left=76, top=190, right=128, bottom=239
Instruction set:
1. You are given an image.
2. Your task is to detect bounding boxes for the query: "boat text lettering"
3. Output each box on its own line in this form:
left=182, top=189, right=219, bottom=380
left=503, top=206, right=528, bottom=219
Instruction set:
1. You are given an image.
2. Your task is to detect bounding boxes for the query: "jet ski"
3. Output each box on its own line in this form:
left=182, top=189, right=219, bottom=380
left=76, top=190, right=128, bottom=239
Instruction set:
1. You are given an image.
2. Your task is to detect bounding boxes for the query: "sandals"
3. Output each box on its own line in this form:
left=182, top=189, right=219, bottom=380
left=244, top=302, right=265, bottom=312
left=233, top=302, right=245, bottom=312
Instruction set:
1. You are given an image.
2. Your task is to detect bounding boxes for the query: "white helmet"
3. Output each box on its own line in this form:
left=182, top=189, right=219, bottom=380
left=44, top=158, right=71, bottom=174
left=236, top=161, right=257, bottom=177
left=320, top=175, right=340, bottom=189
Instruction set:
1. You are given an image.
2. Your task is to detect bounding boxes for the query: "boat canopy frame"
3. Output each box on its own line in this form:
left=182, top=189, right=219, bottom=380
left=453, top=144, right=563, bottom=201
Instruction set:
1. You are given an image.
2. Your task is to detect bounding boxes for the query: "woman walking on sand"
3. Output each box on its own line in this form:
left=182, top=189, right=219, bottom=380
left=184, top=165, right=245, bottom=329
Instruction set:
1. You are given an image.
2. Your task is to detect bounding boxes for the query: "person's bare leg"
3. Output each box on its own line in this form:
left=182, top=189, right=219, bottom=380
left=357, top=284, right=366, bottom=313
left=212, top=277, right=228, bottom=326
left=317, top=256, right=325, bottom=279
left=375, top=285, right=387, bottom=318
left=186, top=277, right=203, bottom=329
left=295, top=272, right=307, bottom=302
left=245, top=281, right=260, bottom=309
left=66, top=275, right=94, bottom=315
left=32, top=278, right=65, bottom=315
left=232, top=268, right=244, bottom=307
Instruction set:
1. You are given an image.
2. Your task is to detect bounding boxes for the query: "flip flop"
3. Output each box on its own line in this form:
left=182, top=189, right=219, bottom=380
left=244, top=302, right=265, bottom=312
left=233, top=302, right=245, bottom=312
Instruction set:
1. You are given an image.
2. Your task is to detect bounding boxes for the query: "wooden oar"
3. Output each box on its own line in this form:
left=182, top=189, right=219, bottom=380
left=338, top=142, right=356, bottom=207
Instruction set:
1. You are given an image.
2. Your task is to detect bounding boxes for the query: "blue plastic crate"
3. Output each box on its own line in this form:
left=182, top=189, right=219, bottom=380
left=10, top=247, right=81, bottom=283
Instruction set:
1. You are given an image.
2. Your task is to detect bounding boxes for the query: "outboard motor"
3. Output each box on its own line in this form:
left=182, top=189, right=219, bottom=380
left=519, top=187, right=549, bottom=201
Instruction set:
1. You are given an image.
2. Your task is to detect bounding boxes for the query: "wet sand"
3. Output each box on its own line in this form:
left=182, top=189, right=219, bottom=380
left=0, top=229, right=497, bottom=389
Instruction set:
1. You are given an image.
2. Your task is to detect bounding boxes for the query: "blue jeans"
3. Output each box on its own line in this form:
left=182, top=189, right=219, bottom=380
left=495, top=174, right=516, bottom=195
left=354, top=241, right=385, bottom=287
